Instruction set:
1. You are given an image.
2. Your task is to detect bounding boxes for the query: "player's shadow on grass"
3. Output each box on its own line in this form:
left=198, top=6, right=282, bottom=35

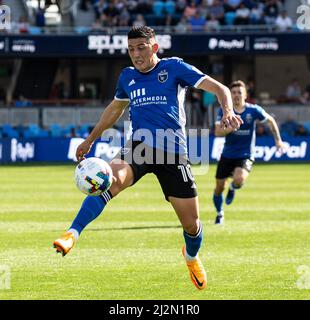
left=87, top=225, right=182, bottom=231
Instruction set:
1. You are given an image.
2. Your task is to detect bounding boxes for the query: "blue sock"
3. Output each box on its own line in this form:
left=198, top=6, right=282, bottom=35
left=69, top=190, right=113, bottom=235
left=213, top=193, right=223, bottom=213
left=183, top=221, right=203, bottom=258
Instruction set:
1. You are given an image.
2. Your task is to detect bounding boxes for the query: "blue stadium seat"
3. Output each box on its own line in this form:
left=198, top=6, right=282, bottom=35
left=63, top=124, right=76, bottom=136
left=303, top=122, right=310, bottom=134
left=50, top=123, right=63, bottom=138
left=225, top=12, right=236, bottom=26
left=28, top=26, right=41, bottom=35
left=23, top=124, right=49, bottom=138
left=78, top=124, right=90, bottom=138
left=165, top=0, right=176, bottom=15
left=2, top=124, right=19, bottom=138
left=153, top=0, right=165, bottom=16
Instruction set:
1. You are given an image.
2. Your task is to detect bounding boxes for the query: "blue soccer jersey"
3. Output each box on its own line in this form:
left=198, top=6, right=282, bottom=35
left=216, top=103, right=268, bottom=159
left=114, top=57, right=207, bottom=155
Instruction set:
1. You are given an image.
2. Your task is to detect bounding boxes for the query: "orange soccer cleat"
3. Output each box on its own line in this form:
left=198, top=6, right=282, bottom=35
left=182, top=245, right=207, bottom=290
left=53, top=231, right=76, bottom=257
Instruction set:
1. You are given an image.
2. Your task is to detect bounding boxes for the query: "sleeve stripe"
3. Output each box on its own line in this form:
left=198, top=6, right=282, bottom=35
left=194, top=75, right=208, bottom=88
left=114, top=96, right=130, bottom=101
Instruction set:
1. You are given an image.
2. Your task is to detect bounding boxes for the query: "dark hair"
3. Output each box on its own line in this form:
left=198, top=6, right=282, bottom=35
left=127, top=26, right=156, bottom=43
left=230, top=80, right=247, bottom=90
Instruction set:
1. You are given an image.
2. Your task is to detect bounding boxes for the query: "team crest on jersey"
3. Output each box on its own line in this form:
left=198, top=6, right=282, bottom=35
left=245, top=113, right=252, bottom=124
left=158, top=70, right=168, bottom=83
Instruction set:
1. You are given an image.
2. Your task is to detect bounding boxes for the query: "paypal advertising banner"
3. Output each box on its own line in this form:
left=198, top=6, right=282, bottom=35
left=0, top=136, right=309, bottom=164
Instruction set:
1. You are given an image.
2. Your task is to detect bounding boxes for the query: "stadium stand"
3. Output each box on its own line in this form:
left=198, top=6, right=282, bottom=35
left=0, top=0, right=309, bottom=139
left=1, top=0, right=296, bottom=33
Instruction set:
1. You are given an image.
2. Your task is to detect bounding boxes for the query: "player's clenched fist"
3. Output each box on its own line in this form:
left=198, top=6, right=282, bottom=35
left=76, top=140, right=93, bottom=162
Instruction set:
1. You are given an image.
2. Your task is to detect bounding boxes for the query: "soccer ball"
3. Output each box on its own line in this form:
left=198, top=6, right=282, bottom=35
left=74, top=157, right=113, bottom=196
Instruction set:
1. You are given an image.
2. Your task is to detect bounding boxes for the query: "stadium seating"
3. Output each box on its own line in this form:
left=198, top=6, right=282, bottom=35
left=50, top=123, right=63, bottom=138
left=2, top=124, right=20, bottom=138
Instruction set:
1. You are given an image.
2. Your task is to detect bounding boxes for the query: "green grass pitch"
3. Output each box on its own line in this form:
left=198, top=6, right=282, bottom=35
left=0, top=163, right=309, bottom=300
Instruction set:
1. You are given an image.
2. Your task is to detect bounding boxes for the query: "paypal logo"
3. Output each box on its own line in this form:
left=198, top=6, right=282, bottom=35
left=10, top=138, right=35, bottom=162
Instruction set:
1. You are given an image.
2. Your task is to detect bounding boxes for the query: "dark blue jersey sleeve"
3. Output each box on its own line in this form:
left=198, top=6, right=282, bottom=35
left=114, top=70, right=130, bottom=101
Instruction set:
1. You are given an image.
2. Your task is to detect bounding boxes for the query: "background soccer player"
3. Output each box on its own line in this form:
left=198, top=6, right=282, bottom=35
left=53, top=26, right=242, bottom=290
left=213, top=80, right=285, bottom=225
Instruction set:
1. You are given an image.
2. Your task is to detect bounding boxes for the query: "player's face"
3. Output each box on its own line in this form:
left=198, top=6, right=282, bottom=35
left=128, top=37, right=158, bottom=72
left=231, top=86, right=247, bottom=106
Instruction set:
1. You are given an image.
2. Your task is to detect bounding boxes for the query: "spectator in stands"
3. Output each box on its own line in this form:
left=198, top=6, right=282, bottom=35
left=119, top=7, right=131, bottom=27
left=199, top=0, right=210, bottom=19
left=132, top=14, right=146, bottom=27
left=101, top=0, right=120, bottom=27
left=208, top=0, right=225, bottom=25
left=115, top=0, right=127, bottom=13
left=205, top=13, right=220, bottom=31
left=275, top=10, right=293, bottom=32
left=285, top=79, right=302, bottom=103
left=175, top=15, right=189, bottom=33
left=188, top=11, right=207, bottom=32
left=184, top=0, right=198, bottom=19
left=250, top=3, right=264, bottom=25
left=93, top=0, right=106, bottom=19
left=264, top=0, right=281, bottom=25
left=235, top=2, right=250, bottom=25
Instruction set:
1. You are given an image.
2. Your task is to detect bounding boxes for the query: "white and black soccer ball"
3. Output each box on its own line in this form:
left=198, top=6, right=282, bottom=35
left=74, top=157, right=113, bottom=196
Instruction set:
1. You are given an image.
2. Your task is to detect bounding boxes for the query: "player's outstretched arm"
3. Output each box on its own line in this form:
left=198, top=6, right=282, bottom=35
left=76, top=99, right=129, bottom=161
left=265, top=113, right=286, bottom=154
left=197, top=75, right=243, bottom=129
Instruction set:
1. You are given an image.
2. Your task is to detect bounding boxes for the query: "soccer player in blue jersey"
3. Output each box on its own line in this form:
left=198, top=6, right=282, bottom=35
left=53, top=26, right=242, bottom=290
left=213, top=80, right=285, bottom=225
